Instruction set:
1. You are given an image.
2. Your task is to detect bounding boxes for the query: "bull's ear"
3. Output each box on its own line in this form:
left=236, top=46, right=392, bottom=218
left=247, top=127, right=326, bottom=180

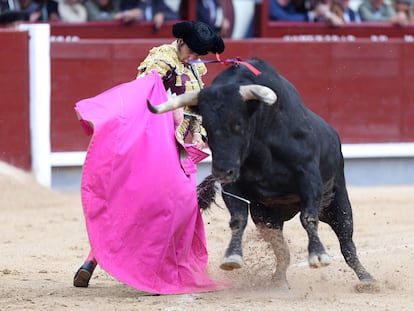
left=239, top=85, right=277, bottom=105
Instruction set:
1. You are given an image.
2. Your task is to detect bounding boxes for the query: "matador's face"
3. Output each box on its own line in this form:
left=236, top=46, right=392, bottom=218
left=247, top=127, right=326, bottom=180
left=176, top=39, right=201, bottom=65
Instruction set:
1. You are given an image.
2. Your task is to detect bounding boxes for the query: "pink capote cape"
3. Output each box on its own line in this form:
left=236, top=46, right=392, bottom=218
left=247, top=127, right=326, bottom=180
left=74, top=71, right=223, bottom=294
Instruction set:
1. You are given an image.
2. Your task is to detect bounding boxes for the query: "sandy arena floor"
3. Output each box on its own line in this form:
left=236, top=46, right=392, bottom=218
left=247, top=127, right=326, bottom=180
left=1, top=161, right=413, bottom=310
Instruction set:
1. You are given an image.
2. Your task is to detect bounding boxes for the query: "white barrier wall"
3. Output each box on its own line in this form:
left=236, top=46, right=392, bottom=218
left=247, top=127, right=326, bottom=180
left=19, top=23, right=52, bottom=187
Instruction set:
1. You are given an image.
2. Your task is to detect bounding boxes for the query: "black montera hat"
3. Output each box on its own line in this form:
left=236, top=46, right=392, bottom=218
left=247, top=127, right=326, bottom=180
left=172, top=21, right=225, bottom=55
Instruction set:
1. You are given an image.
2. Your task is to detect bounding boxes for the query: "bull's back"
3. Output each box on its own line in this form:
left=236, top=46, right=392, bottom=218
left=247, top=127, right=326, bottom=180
left=212, top=59, right=281, bottom=87
left=254, top=61, right=343, bottom=187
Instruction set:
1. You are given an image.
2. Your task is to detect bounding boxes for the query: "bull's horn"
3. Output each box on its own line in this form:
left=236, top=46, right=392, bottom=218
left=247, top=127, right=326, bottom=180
left=147, top=91, right=199, bottom=114
left=239, top=85, right=277, bottom=105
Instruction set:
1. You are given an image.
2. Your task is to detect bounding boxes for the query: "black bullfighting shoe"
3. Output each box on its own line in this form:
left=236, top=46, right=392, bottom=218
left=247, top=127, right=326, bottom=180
left=73, top=260, right=96, bottom=287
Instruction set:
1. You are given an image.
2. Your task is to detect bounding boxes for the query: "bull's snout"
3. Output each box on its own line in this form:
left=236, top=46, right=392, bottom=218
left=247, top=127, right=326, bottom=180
left=212, top=166, right=239, bottom=184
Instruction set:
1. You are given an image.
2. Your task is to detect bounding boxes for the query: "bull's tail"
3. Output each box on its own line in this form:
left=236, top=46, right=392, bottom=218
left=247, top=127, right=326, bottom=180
left=197, top=174, right=218, bottom=211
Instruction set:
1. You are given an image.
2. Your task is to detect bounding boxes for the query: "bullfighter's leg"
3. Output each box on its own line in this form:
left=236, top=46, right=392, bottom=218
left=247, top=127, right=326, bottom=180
left=321, top=185, right=374, bottom=281
left=220, top=187, right=249, bottom=271
left=73, top=250, right=98, bottom=287
left=298, top=175, right=331, bottom=268
left=250, top=203, right=290, bottom=288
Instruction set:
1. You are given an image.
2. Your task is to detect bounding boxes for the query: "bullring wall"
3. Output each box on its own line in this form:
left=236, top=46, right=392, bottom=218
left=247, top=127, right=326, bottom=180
left=1, top=25, right=414, bottom=175
left=51, top=38, right=414, bottom=153
left=0, top=31, right=30, bottom=169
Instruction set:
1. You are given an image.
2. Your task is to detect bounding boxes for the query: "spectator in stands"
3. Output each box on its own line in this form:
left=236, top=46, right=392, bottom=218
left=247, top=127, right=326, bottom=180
left=269, top=0, right=309, bottom=21
left=358, top=0, right=396, bottom=21
left=0, top=0, right=30, bottom=28
left=0, top=10, right=29, bottom=28
left=179, top=0, right=232, bottom=37
left=113, top=0, right=178, bottom=30
left=18, top=0, right=40, bottom=21
left=0, top=0, right=60, bottom=22
left=59, top=0, right=87, bottom=22
left=17, top=0, right=35, bottom=20
left=84, top=0, right=120, bottom=21
left=36, top=0, right=60, bottom=21
left=270, top=0, right=344, bottom=26
left=308, top=0, right=345, bottom=26
left=1, top=0, right=21, bottom=12
left=19, top=0, right=60, bottom=21
left=19, top=0, right=36, bottom=18
left=331, top=0, right=362, bottom=23
left=392, top=0, right=414, bottom=24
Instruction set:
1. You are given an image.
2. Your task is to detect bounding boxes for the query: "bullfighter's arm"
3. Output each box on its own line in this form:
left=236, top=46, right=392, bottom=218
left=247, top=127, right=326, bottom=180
left=188, top=112, right=207, bottom=142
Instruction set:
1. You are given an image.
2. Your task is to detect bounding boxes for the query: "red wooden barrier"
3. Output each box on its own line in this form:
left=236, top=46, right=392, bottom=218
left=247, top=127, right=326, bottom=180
left=257, top=0, right=414, bottom=39
left=1, top=26, right=414, bottom=172
left=0, top=30, right=31, bottom=170
left=50, top=38, right=414, bottom=154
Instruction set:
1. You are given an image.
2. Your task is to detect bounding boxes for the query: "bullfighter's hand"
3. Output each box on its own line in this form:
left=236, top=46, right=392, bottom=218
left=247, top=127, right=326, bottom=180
left=192, top=133, right=205, bottom=150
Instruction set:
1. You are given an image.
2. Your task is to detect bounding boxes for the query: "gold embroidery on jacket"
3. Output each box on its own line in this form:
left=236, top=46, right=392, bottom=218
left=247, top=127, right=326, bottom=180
left=136, top=41, right=207, bottom=144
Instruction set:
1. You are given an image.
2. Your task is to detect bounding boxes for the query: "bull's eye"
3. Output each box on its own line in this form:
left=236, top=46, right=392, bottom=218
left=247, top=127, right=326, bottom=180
left=233, top=122, right=243, bottom=134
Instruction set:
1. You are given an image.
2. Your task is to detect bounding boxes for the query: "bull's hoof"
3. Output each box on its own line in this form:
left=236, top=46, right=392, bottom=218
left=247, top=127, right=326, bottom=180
left=274, top=280, right=290, bottom=291
left=357, top=271, right=375, bottom=282
left=220, top=254, right=243, bottom=271
left=354, top=280, right=381, bottom=293
left=272, top=275, right=290, bottom=290
left=308, top=252, right=331, bottom=268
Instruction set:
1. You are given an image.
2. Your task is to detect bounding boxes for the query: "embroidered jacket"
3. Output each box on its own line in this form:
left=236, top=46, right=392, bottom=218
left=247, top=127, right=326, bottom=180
left=137, top=41, right=207, bottom=144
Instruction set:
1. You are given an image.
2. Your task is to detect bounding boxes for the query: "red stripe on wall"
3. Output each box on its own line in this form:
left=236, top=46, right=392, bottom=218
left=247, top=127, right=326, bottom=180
left=0, top=31, right=31, bottom=169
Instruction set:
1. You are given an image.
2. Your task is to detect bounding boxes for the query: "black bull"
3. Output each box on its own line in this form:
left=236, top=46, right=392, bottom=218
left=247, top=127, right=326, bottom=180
left=147, top=59, right=374, bottom=287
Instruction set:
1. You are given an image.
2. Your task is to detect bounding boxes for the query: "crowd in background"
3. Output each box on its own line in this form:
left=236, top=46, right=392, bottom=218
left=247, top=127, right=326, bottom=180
left=0, top=0, right=413, bottom=37
left=270, top=0, right=414, bottom=26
